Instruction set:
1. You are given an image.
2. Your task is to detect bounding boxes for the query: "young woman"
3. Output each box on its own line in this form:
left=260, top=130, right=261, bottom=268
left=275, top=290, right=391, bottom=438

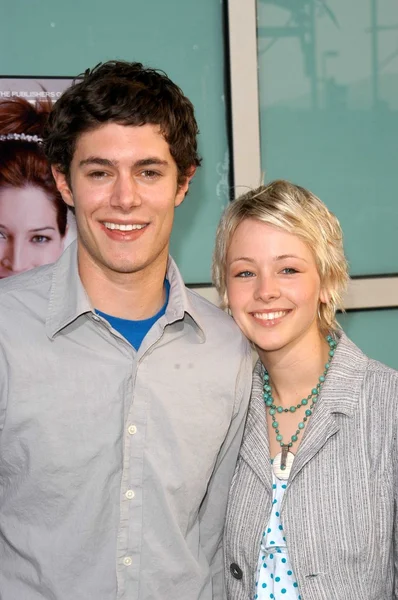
left=213, top=180, right=398, bottom=600
left=0, top=97, right=68, bottom=278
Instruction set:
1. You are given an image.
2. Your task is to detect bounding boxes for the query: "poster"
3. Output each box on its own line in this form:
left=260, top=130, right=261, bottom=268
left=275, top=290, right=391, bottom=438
left=0, top=76, right=76, bottom=280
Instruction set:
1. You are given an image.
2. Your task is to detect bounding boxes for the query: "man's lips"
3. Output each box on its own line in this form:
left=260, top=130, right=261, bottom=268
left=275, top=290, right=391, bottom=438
left=102, top=221, right=148, bottom=232
left=100, top=220, right=149, bottom=242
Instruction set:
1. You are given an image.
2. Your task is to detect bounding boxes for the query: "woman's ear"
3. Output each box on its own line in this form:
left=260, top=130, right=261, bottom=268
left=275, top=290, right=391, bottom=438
left=319, top=286, right=329, bottom=305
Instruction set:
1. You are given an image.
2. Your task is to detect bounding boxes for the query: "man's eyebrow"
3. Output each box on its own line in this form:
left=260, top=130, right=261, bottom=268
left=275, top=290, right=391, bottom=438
left=79, top=157, right=117, bottom=168
left=78, top=157, right=169, bottom=168
left=134, top=158, right=169, bottom=168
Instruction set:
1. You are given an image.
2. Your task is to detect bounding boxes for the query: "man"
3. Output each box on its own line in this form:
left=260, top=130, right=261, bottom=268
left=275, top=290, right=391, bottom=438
left=0, top=61, right=251, bottom=599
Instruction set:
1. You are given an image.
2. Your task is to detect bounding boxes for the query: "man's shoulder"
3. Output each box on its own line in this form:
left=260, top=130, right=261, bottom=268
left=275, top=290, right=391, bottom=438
left=185, top=287, right=247, bottom=341
left=186, top=287, right=229, bottom=321
left=0, top=264, right=53, bottom=310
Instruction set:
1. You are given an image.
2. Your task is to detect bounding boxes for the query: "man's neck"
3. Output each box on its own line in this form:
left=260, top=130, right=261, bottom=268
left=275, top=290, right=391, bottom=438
left=77, top=248, right=169, bottom=321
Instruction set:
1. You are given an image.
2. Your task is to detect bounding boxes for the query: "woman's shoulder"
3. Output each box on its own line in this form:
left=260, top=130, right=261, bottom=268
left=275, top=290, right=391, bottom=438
left=339, top=331, right=398, bottom=381
left=337, top=333, right=398, bottom=423
left=366, top=356, right=398, bottom=379
left=362, top=355, right=398, bottom=403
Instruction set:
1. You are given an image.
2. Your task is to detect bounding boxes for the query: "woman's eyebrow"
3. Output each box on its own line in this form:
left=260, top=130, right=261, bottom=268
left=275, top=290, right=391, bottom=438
left=29, top=227, right=56, bottom=233
left=274, top=254, right=308, bottom=263
left=229, top=256, right=256, bottom=265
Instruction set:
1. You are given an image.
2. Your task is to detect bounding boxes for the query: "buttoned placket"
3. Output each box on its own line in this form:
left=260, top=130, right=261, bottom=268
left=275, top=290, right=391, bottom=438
left=88, top=313, right=141, bottom=597
left=88, top=304, right=200, bottom=598
left=113, top=319, right=170, bottom=599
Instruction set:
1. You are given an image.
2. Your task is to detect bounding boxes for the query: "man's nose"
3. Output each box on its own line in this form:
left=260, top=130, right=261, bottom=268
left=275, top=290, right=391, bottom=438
left=110, top=175, right=142, bottom=211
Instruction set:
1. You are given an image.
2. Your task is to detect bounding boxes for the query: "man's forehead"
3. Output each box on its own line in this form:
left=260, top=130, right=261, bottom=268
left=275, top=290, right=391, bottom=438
left=75, top=121, right=164, bottom=142
left=77, top=156, right=170, bottom=168
left=71, top=122, right=172, bottom=163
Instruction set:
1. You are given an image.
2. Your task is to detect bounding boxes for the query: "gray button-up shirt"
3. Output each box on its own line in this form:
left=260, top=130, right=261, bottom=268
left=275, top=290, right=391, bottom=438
left=0, top=242, right=252, bottom=600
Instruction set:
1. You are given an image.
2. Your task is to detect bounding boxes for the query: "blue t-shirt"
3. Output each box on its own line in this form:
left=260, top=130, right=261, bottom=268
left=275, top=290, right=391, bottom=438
left=96, top=280, right=170, bottom=350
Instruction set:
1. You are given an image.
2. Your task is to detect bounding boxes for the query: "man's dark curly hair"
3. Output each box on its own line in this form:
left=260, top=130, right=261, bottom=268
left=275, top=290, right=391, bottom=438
left=44, top=61, right=201, bottom=186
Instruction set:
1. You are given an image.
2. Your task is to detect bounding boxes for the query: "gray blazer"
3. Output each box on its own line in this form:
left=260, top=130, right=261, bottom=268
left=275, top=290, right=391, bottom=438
left=224, top=333, right=398, bottom=599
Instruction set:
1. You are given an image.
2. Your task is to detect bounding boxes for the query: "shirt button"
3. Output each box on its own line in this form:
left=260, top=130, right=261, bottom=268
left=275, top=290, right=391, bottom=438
left=230, top=563, right=243, bottom=580
left=125, top=489, right=135, bottom=499
left=92, top=315, right=100, bottom=322
left=123, top=557, right=132, bottom=566
left=128, top=425, right=137, bottom=435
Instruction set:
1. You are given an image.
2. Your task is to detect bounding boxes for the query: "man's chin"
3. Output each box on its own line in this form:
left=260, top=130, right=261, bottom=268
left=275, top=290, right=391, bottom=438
left=102, top=258, right=148, bottom=276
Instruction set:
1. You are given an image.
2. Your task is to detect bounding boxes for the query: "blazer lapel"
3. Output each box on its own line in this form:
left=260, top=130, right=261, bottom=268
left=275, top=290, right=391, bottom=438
left=238, top=334, right=368, bottom=493
left=288, top=397, right=340, bottom=484
left=288, top=333, right=368, bottom=485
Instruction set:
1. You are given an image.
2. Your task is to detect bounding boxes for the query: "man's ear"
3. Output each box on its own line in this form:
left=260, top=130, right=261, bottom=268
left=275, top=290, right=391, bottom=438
left=174, top=166, right=197, bottom=208
left=51, top=166, right=74, bottom=208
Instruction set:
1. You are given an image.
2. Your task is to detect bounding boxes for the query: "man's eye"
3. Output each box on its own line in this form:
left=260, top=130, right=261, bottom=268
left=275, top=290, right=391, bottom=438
left=141, top=170, right=160, bottom=179
left=31, top=235, right=51, bottom=244
left=88, top=171, right=108, bottom=179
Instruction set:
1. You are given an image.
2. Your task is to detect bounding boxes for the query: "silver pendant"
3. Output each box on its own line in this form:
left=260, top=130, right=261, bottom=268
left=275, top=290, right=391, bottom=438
left=273, top=448, right=294, bottom=480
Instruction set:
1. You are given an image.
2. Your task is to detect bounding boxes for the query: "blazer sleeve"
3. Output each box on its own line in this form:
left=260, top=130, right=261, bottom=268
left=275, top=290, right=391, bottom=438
left=198, top=340, right=252, bottom=599
left=394, top=393, right=398, bottom=598
left=0, top=342, right=8, bottom=432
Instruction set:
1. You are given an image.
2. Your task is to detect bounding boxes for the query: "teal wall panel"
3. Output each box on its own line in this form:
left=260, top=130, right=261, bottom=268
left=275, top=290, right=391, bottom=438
left=256, top=0, right=398, bottom=276
left=339, top=309, right=398, bottom=370
left=1, top=0, right=228, bottom=283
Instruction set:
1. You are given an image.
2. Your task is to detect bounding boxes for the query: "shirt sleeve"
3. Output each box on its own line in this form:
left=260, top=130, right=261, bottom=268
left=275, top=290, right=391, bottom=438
left=198, top=338, right=252, bottom=599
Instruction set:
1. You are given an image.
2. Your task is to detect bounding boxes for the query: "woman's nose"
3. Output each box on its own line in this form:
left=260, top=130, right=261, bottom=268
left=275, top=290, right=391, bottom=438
left=254, top=275, right=281, bottom=302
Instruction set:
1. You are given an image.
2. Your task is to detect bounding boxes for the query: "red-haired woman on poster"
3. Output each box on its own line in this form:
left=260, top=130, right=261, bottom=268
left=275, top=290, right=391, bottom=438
left=0, top=97, right=67, bottom=279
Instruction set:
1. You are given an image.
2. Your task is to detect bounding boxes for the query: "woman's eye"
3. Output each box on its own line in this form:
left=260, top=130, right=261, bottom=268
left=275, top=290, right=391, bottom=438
left=281, top=267, right=298, bottom=275
left=31, top=235, right=51, bottom=244
left=236, top=271, right=255, bottom=278
left=0, top=231, right=6, bottom=240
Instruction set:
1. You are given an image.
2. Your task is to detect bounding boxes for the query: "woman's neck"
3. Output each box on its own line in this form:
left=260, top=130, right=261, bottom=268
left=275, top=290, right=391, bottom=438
left=258, top=332, right=330, bottom=409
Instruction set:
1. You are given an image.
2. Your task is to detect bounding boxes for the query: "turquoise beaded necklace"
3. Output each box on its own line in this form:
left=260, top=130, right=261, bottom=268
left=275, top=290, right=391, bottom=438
left=263, top=335, right=337, bottom=471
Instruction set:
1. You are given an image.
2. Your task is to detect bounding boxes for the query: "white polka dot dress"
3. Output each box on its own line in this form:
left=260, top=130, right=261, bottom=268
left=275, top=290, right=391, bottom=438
left=253, top=473, right=300, bottom=599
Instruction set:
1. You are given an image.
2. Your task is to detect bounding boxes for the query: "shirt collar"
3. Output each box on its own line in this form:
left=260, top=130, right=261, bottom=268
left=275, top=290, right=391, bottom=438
left=46, top=241, right=92, bottom=339
left=46, top=242, right=206, bottom=341
left=163, top=256, right=206, bottom=342
left=318, top=331, right=368, bottom=417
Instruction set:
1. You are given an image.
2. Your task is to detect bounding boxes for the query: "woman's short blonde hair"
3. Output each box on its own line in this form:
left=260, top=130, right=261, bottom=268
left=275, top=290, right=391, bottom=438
left=212, top=180, right=349, bottom=334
